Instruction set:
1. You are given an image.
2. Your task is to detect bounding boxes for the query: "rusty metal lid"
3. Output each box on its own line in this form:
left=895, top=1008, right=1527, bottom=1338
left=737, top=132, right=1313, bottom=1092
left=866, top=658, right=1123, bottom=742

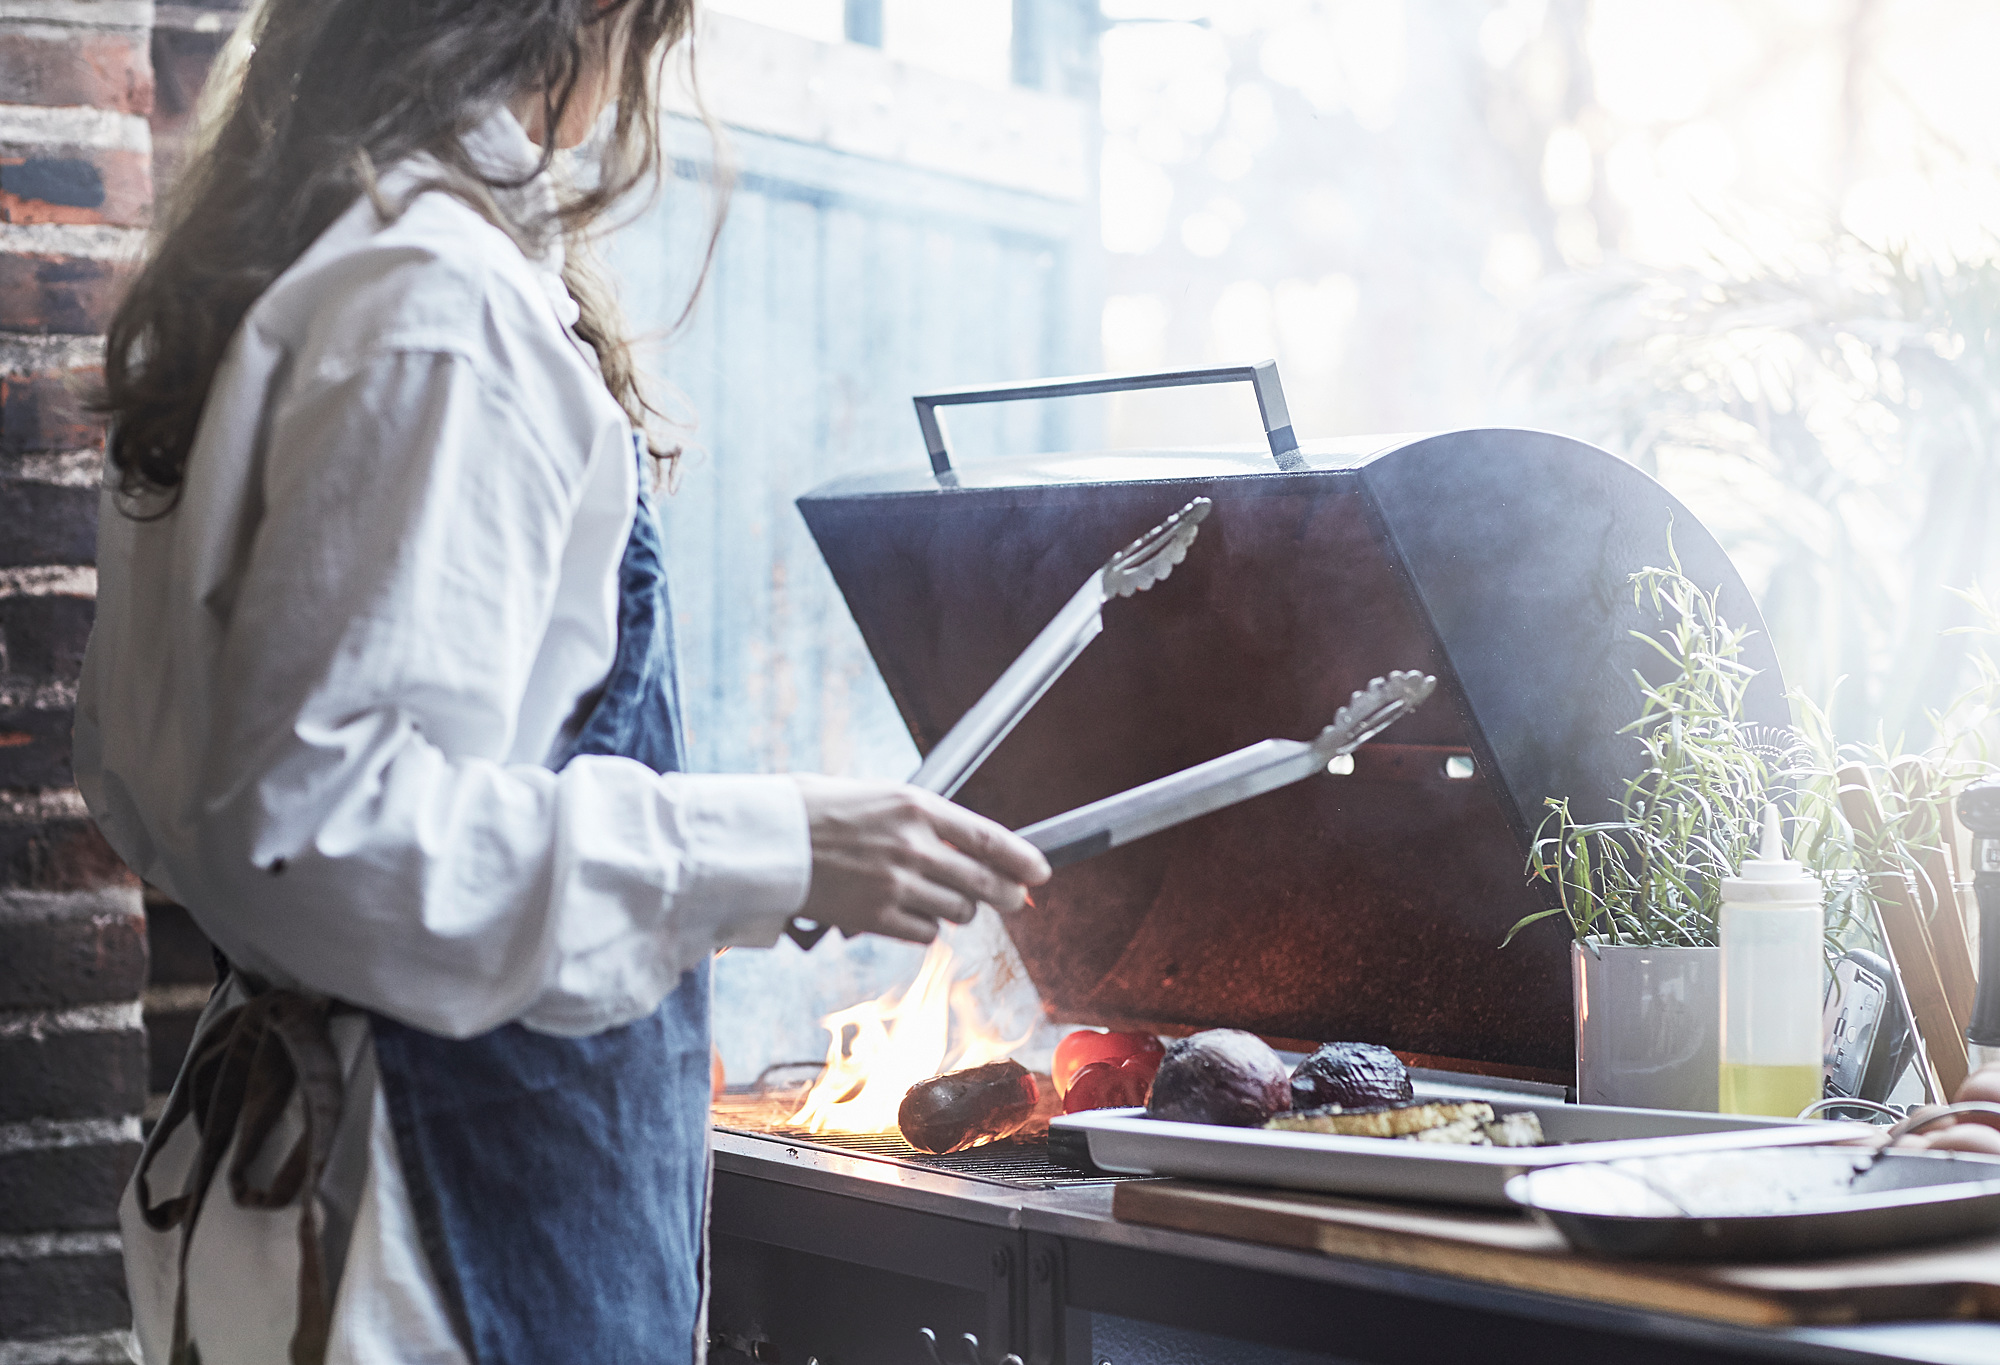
left=796, top=429, right=1785, bottom=1081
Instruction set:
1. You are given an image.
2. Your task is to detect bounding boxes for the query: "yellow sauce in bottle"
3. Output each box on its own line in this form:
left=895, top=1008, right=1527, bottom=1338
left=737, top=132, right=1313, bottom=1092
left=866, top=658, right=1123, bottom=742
left=1719, top=1062, right=1823, bottom=1119
left=1719, top=808, right=1826, bottom=1120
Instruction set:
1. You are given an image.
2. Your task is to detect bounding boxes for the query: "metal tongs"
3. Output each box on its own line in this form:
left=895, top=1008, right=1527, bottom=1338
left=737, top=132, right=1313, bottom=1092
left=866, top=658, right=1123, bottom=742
left=1016, top=670, right=1438, bottom=869
left=785, top=497, right=1214, bottom=949
left=909, top=497, right=1212, bottom=799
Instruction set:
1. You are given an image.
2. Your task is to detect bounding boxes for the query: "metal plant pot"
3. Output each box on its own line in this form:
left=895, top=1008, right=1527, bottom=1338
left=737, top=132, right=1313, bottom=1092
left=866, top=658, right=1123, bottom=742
left=1572, top=940, right=1721, bottom=1112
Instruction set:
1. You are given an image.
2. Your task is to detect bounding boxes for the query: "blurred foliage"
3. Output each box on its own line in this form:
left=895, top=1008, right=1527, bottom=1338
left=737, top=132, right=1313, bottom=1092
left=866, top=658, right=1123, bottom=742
left=1514, top=230, right=2000, bottom=746
left=1096, top=2, right=2000, bottom=748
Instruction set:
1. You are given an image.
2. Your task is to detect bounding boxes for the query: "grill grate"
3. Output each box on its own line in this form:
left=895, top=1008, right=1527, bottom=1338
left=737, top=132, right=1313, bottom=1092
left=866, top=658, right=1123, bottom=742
left=714, top=1120, right=1139, bottom=1190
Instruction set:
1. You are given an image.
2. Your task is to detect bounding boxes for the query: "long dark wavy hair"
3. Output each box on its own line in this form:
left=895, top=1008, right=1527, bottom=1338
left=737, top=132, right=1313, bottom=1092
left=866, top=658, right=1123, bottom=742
left=102, top=0, right=724, bottom=504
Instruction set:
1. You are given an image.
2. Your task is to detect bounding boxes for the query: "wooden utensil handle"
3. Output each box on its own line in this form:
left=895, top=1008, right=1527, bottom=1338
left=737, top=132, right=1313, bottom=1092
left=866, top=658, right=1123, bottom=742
left=1840, top=763, right=1968, bottom=1100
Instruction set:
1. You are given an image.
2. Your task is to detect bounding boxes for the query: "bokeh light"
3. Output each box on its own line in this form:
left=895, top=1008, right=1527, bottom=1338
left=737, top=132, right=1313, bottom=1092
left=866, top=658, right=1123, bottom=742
left=1098, top=0, right=2000, bottom=738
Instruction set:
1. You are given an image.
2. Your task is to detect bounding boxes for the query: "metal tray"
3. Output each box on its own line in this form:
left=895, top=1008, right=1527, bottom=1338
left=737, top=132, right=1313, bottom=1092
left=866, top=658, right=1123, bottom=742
left=1505, top=1148, right=2000, bottom=1260
left=1054, top=1083, right=1873, bottom=1208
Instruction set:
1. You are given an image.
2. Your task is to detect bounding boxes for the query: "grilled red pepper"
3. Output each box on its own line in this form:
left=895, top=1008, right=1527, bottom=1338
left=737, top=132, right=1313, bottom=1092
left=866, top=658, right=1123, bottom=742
left=1062, top=1054, right=1157, bottom=1113
left=1052, top=1029, right=1164, bottom=1096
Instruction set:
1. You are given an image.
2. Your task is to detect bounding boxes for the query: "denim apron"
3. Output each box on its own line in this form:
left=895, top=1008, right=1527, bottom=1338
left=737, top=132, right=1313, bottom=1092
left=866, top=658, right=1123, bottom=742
left=371, top=442, right=711, bottom=1365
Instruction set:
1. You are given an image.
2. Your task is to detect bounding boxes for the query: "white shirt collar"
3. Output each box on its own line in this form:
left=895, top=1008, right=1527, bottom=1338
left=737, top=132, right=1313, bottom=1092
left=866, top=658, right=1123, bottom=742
left=460, top=105, right=579, bottom=327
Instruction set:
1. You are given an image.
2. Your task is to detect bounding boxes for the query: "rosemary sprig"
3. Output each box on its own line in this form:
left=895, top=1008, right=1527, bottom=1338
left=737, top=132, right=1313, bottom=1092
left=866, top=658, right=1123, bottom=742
left=1509, top=538, right=1771, bottom=950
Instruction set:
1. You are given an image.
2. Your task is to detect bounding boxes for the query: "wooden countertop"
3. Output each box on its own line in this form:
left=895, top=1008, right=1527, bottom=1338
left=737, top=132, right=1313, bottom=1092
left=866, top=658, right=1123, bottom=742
left=1112, top=1178, right=2000, bottom=1329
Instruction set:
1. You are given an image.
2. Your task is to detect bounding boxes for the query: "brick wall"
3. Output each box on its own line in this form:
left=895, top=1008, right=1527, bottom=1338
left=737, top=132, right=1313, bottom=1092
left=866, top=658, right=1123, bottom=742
left=133, top=0, right=238, bottom=1196
left=0, top=2, right=234, bottom=1359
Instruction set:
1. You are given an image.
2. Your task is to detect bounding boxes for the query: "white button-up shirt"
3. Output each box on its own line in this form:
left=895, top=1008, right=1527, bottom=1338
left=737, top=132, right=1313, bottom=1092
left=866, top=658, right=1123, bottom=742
left=78, top=109, right=809, bottom=1363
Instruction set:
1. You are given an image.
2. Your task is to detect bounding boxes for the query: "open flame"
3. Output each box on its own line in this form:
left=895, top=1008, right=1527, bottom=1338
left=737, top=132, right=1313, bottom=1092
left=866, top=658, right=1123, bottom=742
left=789, top=933, right=1028, bottom=1135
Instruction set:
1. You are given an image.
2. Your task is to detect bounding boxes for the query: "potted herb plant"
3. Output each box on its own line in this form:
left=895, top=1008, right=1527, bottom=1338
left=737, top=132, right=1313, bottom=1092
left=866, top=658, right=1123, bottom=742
left=1507, top=550, right=1777, bottom=1111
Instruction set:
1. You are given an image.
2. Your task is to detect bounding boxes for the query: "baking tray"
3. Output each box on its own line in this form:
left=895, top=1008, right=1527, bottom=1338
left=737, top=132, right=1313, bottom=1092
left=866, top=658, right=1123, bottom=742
left=1055, top=1083, right=1874, bottom=1208
left=1506, top=1148, right=2000, bottom=1260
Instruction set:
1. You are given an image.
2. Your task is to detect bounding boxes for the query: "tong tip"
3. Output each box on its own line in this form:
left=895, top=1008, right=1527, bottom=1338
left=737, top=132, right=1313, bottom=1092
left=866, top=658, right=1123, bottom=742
left=1104, top=497, right=1213, bottom=598
left=1318, top=670, right=1439, bottom=754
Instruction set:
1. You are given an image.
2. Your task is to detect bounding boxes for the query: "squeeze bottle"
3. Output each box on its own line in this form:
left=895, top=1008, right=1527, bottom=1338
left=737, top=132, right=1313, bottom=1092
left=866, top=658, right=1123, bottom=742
left=1719, top=805, right=1826, bottom=1117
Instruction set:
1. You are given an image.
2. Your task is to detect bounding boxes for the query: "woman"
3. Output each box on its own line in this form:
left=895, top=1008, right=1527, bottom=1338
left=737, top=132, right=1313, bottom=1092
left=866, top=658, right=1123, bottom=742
left=78, top=3, right=1048, bottom=1362
left=1899, top=1068, right=2000, bottom=1156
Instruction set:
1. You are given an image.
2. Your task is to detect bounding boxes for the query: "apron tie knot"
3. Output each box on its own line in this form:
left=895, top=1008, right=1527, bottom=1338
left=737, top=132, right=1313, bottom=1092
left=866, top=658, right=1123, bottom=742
left=137, top=986, right=347, bottom=1365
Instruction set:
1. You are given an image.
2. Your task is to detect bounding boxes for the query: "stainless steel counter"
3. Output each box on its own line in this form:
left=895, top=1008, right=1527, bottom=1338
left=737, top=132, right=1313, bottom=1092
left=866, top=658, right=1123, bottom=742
left=712, top=1130, right=2000, bottom=1365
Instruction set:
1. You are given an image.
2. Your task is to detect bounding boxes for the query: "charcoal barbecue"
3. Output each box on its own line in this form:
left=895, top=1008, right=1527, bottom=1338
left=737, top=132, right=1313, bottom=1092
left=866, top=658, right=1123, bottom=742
left=705, top=362, right=1843, bottom=1365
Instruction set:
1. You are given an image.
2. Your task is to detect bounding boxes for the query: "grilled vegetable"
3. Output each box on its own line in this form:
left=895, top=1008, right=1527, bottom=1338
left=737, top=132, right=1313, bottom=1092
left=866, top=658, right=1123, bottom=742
left=1063, top=1055, right=1156, bottom=1113
left=1264, top=1101, right=1547, bottom=1148
left=1289, top=1041, right=1412, bottom=1112
left=1267, top=1100, right=1494, bottom=1138
left=1146, top=1029, right=1291, bottom=1127
left=1405, top=1115, right=1490, bottom=1144
left=1480, top=1112, right=1547, bottom=1148
left=1053, top=1029, right=1165, bottom=1095
left=1395, top=1111, right=1550, bottom=1147
left=898, top=1060, right=1041, bottom=1154
left=1013, top=1073, right=1064, bottom=1140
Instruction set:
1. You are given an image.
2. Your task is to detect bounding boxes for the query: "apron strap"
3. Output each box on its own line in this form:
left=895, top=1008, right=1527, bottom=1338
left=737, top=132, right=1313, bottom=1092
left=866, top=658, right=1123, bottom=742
left=135, top=986, right=348, bottom=1365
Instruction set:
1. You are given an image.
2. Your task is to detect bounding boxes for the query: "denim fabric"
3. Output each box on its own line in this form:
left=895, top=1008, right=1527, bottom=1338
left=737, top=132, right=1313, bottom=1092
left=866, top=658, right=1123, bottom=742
left=557, top=458, right=686, bottom=776
left=373, top=440, right=710, bottom=1364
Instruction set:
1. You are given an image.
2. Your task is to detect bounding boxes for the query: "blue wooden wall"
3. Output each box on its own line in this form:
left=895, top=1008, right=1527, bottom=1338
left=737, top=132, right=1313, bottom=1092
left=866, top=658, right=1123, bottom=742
left=606, top=119, right=1095, bottom=1080
left=611, top=125, right=1091, bottom=782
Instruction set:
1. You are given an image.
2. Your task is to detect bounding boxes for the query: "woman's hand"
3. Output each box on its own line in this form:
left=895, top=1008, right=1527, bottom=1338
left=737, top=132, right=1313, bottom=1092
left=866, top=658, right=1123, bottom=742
left=788, top=776, right=1051, bottom=945
left=1894, top=1065, right=2000, bottom=1156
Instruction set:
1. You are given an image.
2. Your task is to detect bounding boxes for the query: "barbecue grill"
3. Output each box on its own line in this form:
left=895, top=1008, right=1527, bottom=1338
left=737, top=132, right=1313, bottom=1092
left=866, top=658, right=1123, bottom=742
left=707, top=364, right=1799, bottom=1365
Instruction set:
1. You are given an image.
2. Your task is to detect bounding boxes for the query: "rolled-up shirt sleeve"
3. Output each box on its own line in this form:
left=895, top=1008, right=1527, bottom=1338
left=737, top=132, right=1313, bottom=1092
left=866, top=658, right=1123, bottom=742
left=182, top=333, right=808, bottom=1039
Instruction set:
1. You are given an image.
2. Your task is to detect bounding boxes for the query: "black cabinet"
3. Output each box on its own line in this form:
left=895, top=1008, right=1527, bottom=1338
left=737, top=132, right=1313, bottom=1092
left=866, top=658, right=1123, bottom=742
left=707, top=1168, right=1895, bottom=1365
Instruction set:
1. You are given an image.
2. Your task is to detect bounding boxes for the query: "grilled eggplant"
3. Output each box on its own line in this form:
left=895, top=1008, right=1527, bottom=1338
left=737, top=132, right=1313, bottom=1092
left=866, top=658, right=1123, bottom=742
left=898, top=1060, right=1042, bottom=1154
left=1289, top=1041, right=1413, bottom=1111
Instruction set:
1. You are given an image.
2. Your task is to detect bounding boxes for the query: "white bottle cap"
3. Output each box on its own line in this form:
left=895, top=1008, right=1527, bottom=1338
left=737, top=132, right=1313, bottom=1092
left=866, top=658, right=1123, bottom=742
left=1720, top=804, right=1822, bottom=903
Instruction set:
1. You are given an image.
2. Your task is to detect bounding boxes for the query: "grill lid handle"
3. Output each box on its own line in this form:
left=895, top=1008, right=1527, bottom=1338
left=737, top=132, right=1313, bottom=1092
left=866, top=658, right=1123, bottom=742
left=913, top=360, right=1303, bottom=477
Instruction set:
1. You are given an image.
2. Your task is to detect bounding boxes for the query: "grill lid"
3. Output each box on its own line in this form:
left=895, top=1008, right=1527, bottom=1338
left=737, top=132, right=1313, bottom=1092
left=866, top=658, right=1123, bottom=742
left=795, top=370, right=1785, bottom=1081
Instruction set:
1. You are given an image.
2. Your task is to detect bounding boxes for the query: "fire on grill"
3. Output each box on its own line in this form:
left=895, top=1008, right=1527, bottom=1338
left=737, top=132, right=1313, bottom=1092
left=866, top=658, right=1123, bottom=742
left=716, top=913, right=1561, bottom=1158
left=713, top=934, right=1559, bottom=1158
left=711, top=931, right=1061, bottom=1155
left=783, top=933, right=1083, bottom=1155
left=715, top=930, right=1170, bottom=1155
